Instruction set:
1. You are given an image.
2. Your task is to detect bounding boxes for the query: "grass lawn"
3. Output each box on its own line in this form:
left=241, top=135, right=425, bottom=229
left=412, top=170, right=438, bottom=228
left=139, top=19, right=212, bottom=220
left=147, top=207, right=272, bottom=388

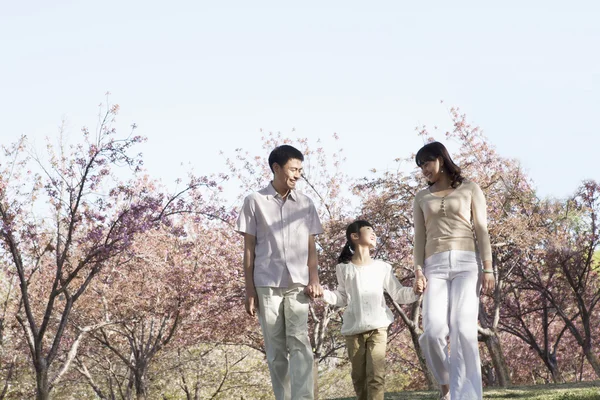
left=328, top=381, right=600, bottom=400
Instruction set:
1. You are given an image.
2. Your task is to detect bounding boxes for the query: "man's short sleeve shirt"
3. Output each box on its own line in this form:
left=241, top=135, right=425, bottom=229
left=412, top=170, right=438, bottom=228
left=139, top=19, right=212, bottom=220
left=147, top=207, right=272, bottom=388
left=235, top=184, right=323, bottom=287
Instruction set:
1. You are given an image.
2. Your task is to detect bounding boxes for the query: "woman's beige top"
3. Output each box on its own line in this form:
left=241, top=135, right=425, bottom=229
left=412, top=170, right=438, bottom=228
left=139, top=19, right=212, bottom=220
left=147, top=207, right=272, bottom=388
left=413, top=180, right=492, bottom=270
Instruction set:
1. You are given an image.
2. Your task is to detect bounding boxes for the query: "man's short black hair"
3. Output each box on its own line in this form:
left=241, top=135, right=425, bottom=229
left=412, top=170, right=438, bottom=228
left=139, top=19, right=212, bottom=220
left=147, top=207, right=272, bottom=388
left=268, top=145, right=304, bottom=172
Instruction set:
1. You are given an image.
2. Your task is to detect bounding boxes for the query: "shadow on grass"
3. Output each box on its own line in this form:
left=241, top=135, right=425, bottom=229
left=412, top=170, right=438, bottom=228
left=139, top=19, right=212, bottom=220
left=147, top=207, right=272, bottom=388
left=328, top=381, right=600, bottom=400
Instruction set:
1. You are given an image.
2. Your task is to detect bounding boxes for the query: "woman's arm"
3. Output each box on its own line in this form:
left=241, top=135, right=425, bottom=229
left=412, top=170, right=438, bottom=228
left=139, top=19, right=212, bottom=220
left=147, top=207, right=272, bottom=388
left=471, top=183, right=493, bottom=263
left=413, top=194, right=427, bottom=293
left=471, top=183, right=495, bottom=293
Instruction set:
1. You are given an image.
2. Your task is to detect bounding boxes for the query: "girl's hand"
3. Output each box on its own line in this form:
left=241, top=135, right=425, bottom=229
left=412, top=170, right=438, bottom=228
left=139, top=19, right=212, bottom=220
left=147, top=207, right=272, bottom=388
left=482, top=273, right=495, bottom=294
left=414, top=271, right=427, bottom=294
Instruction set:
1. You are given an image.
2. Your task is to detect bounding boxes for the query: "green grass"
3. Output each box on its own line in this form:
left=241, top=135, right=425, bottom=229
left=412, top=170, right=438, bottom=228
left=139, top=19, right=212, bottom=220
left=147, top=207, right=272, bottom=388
left=327, top=381, right=600, bottom=400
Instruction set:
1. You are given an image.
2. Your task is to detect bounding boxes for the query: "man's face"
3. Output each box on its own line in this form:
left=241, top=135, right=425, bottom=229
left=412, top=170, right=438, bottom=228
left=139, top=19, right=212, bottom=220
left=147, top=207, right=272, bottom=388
left=274, top=158, right=303, bottom=191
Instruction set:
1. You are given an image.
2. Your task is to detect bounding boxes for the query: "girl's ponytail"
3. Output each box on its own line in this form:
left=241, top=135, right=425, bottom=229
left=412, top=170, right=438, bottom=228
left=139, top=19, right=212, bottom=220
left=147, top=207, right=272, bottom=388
left=338, top=241, right=354, bottom=264
left=337, top=220, right=373, bottom=264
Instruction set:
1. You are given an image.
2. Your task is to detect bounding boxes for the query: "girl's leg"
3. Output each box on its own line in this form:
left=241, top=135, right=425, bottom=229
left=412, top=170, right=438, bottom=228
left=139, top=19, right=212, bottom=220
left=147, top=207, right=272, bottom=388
left=366, top=327, right=387, bottom=400
left=419, top=252, right=451, bottom=386
left=449, top=251, right=483, bottom=400
left=346, top=333, right=368, bottom=400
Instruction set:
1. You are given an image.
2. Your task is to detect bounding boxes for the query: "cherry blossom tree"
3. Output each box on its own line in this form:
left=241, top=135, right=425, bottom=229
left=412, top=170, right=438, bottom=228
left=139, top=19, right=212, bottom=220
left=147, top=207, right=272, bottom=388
left=519, top=181, right=600, bottom=378
left=0, top=102, right=224, bottom=400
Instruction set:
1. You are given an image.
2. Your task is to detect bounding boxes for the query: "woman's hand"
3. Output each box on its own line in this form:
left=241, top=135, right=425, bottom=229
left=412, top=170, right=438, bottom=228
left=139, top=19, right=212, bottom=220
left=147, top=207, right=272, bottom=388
left=481, top=261, right=495, bottom=294
left=482, top=272, right=495, bottom=294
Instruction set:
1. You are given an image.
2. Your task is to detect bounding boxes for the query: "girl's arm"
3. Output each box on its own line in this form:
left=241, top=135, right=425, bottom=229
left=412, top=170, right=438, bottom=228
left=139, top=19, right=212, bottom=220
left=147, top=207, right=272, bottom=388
left=384, top=264, right=418, bottom=304
left=322, top=264, right=349, bottom=307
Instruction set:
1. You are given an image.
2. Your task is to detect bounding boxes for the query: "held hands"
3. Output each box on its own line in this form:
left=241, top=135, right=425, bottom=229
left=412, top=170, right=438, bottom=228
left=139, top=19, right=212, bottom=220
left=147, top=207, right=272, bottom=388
left=414, top=270, right=427, bottom=295
left=304, top=280, right=324, bottom=299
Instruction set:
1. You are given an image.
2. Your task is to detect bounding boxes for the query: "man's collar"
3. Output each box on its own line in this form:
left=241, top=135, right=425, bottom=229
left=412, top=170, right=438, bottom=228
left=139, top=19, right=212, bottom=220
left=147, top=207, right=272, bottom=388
left=266, top=182, right=297, bottom=201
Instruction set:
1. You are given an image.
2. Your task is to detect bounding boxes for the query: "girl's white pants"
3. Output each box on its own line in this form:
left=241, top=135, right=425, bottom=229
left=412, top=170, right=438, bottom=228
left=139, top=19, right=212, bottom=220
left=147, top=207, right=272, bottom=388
left=419, top=250, right=483, bottom=400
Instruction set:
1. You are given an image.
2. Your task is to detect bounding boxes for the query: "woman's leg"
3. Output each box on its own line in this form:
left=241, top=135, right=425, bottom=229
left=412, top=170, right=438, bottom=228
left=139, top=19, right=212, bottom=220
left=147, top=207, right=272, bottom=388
left=419, top=252, right=451, bottom=387
left=448, top=251, right=483, bottom=400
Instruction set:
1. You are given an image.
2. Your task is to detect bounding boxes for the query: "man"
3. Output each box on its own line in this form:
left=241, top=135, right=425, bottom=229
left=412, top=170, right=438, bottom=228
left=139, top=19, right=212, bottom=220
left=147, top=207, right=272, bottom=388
left=236, top=144, right=323, bottom=400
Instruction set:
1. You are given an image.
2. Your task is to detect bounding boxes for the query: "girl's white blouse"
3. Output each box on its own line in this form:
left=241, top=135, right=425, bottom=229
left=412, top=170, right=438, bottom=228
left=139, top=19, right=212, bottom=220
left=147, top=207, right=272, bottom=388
left=323, top=260, right=418, bottom=336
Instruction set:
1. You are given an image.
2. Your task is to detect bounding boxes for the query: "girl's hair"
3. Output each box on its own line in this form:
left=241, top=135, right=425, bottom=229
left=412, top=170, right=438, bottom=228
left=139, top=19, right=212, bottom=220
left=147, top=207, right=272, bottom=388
left=338, top=220, right=373, bottom=264
left=415, top=141, right=464, bottom=188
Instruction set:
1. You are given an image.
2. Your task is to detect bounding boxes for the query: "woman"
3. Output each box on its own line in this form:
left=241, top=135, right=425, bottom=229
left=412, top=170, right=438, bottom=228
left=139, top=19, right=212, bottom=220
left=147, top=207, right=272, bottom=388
left=413, top=141, right=495, bottom=400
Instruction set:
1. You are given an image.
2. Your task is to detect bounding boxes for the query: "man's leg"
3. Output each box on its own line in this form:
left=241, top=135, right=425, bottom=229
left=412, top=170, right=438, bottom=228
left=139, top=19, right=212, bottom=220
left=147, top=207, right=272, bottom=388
left=284, top=284, right=314, bottom=399
left=257, top=286, right=290, bottom=400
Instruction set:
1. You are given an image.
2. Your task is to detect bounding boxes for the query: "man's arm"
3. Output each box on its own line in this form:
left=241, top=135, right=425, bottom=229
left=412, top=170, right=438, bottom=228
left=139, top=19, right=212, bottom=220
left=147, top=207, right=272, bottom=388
left=243, top=233, right=258, bottom=316
left=305, top=234, right=323, bottom=298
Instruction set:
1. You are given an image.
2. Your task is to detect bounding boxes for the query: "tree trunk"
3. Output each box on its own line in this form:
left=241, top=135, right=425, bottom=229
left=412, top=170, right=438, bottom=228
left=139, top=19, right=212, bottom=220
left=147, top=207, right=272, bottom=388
left=389, top=296, right=437, bottom=390
left=313, top=357, right=319, bottom=400
left=484, top=333, right=510, bottom=388
left=408, top=328, right=437, bottom=390
left=539, top=350, right=563, bottom=383
left=134, top=369, right=148, bottom=400
left=35, top=363, right=50, bottom=400
left=583, top=346, right=600, bottom=378
left=548, top=362, right=564, bottom=384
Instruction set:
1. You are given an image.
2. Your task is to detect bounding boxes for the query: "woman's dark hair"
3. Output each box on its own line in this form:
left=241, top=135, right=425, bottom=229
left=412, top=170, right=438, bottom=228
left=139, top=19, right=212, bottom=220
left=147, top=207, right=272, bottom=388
left=415, top=141, right=464, bottom=188
left=268, top=145, right=304, bottom=173
left=338, top=220, right=373, bottom=264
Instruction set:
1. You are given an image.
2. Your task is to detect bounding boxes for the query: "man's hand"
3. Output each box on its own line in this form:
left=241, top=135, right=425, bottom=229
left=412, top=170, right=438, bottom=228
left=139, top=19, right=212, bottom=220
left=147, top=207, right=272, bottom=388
left=482, top=273, right=495, bottom=294
left=305, top=280, right=323, bottom=299
left=245, top=289, right=258, bottom=317
left=414, top=270, right=427, bottom=295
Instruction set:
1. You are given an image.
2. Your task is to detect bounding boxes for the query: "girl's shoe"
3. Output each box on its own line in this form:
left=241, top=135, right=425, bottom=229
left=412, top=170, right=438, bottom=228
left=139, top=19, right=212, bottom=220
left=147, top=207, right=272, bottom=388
left=439, top=393, right=450, bottom=400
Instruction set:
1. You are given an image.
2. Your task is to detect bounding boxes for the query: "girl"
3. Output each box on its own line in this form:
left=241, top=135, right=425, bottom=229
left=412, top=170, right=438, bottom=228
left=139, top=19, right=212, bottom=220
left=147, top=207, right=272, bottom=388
left=413, top=141, right=495, bottom=400
left=322, top=220, right=420, bottom=400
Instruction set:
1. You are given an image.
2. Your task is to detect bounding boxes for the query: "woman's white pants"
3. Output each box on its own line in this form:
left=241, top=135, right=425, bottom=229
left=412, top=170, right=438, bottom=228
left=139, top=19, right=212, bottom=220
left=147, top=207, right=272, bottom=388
left=419, top=250, right=483, bottom=400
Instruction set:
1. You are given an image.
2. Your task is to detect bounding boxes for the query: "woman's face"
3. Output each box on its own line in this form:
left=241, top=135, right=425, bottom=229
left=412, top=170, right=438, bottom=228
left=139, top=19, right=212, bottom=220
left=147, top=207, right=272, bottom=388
left=420, top=157, right=443, bottom=183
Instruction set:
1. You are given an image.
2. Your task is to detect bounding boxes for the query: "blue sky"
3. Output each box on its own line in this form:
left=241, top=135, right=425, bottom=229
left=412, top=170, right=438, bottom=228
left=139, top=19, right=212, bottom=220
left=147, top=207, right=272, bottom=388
left=1, top=1, right=598, bottom=202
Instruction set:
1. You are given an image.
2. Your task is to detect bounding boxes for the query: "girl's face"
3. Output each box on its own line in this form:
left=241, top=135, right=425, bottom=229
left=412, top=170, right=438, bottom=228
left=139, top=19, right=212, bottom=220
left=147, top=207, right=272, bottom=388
left=419, top=157, right=444, bottom=183
left=352, top=226, right=377, bottom=249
